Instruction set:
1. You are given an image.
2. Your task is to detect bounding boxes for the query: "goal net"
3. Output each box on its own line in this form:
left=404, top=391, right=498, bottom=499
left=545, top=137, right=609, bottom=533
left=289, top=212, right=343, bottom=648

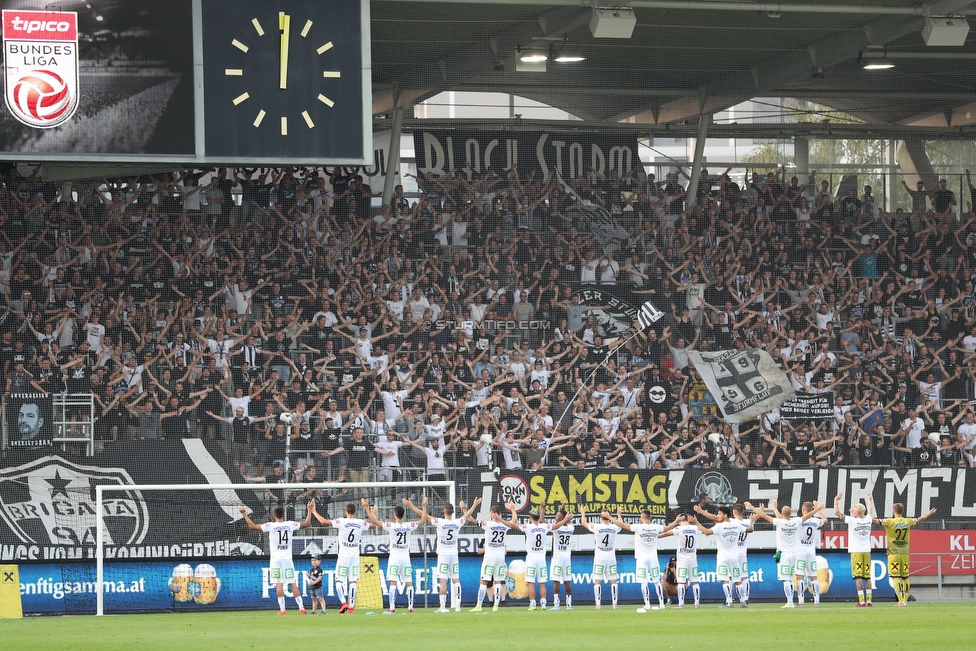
left=94, top=481, right=456, bottom=615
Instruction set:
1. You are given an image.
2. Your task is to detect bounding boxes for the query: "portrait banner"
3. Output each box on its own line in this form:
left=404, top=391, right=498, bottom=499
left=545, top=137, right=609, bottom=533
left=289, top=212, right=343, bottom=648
left=6, top=393, right=54, bottom=448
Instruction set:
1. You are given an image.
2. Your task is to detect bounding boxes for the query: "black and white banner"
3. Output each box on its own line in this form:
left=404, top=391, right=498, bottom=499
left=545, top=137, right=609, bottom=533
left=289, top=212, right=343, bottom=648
left=556, top=170, right=630, bottom=253
left=636, top=300, right=665, bottom=330
left=779, top=392, right=835, bottom=420
left=0, top=440, right=265, bottom=562
left=5, top=393, right=54, bottom=449
left=412, top=129, right=640, bottom=182
left=465, top=467, right=976, bottom=525
left=688, top=349, right=795, bottom=424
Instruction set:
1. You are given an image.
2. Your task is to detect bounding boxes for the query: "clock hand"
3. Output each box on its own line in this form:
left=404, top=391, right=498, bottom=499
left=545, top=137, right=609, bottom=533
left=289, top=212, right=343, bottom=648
left=279, top=12, right=291, bottom=89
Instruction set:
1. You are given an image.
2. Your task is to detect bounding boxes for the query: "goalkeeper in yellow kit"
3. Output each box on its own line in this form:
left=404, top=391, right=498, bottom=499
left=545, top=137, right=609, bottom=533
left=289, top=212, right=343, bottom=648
left=873, top=503, right=936, bottom=606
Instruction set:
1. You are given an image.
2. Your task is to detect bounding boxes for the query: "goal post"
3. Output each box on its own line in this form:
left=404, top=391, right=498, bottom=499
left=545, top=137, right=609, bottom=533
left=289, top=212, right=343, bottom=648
left=95, top=481, right=456, bottom=616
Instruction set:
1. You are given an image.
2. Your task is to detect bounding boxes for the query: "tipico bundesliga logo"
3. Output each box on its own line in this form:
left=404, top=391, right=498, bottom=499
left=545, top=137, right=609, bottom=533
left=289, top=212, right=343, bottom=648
left=2, top=10, right=79, bottom=128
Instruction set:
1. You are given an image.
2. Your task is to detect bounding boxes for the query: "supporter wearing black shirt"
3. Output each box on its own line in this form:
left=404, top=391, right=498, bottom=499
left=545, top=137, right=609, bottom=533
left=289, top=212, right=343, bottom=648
left=344, top=427, right=372, bottom=482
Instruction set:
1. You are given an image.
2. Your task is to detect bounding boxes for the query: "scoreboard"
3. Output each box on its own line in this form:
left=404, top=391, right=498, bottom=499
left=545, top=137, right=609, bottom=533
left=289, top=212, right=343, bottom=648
left=0, top=0, right=370, bottom=165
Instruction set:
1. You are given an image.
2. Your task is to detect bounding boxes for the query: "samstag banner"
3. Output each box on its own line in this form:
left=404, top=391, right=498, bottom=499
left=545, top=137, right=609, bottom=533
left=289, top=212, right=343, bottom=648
left=465, top=467, right=976, bottom=525
left=412, top=129, right=640, bottom=182
left=0, top=440, right=265, bottom=562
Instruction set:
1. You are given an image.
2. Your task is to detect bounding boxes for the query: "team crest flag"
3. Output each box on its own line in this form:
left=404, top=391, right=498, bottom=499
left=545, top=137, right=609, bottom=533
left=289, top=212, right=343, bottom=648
left=687, top=348, right=795, bottom=424
left=3, top=10, right=80, bottom=129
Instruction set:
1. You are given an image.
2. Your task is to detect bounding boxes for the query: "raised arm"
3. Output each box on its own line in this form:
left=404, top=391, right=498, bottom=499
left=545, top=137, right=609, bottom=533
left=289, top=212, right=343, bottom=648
left=361, top=498, right=383, bottom=527
left=237, top=505, right=263, bottom=531
left=307, top=500, right=334, bottom=527
left=404, top=496, right=431, bottom=526
left=607, top=505, right=632, bottom=531
left=744, top=501, right=773, bottom=523
left=833, top=492, right=846, bottom=521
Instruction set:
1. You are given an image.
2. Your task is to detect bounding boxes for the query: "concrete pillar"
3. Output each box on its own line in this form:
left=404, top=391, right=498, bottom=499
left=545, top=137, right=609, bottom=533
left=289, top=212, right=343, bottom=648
left=381, top=106, right=405, bottom=209
left=887, top=140, right=897, bottom=212
left=795, top=136, right=809, bottom=177
left=686, top=113, right=711, bottom=207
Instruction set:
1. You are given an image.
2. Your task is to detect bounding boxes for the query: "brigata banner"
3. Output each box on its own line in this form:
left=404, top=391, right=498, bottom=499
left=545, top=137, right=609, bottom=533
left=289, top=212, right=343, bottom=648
left=466, top=467, right=976, bottom=525
left=412, top=129, right=640, bottom=182
left=16, top=552, right=892, bottom=613
left=779, top=392, right=835, bottom=421
left=0, top=440, right=265, bottom=562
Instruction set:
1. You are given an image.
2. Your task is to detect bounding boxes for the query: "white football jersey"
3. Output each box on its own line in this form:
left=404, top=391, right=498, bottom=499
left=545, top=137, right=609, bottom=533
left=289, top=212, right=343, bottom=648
left=735, top=518, right=751, bottom=549
left=631, top=523, right=665, bottom=559
left=798, top=518, right=824, bottom=548
left=553, top=524, right=574, bottom=555
left=846, top=515, right=873, bottom=553
left=334, top=517, right=369, bottom=555
left=261, top=520, right=300, bottom=562
left=520, top=522, right=553, bottom=556
left=673, top=524, right=701, bottom=558
left=592, top=523, right=622, bottom=554
left=383, top=520, right=419, bottom=553
left=481, top=520, right=511, bottom=555
left=711, top=521, right=746, bottom=554
left=431, top=517, right=465, bottom=553
left=773, top=516, right=802, bottom=552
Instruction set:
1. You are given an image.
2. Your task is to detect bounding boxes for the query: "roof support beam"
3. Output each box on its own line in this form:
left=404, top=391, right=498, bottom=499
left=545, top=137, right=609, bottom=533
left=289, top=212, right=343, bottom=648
left=379, top=116, right=976, bottom=140
left=435, top=84, right=976, bottom=102
left=372, top=6, right=589, bottom=115
left=378, top=0, right=969, bottom=17
left=627, top=0, right=976, bottom=125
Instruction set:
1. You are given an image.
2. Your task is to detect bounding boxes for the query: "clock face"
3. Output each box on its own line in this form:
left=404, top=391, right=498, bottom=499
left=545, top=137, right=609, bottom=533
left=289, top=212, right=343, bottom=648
left=202, top=0, right=367, bottom=162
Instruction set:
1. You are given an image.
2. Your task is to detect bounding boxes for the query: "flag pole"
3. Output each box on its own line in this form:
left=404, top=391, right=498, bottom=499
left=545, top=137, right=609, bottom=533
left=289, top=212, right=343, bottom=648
left=556, top=300, right=664, bottom=433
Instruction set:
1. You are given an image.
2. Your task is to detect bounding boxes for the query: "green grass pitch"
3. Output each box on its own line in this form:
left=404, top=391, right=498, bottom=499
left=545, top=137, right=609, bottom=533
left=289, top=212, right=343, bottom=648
left=3, top=603, right=974, bottom=650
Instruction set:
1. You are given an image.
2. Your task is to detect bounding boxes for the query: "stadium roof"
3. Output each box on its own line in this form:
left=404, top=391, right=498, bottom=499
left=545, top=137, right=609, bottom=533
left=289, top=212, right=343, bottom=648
left=371, top=0, right=976, bottom=131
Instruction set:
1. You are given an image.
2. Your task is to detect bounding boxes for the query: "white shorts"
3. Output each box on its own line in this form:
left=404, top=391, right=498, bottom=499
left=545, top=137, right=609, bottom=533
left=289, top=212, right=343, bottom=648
left=269, top=557, right=296, bottom=584
left=715, top=552, right=740, bottom=582
left=387, top=554, right=413, bottom=583
left=592, top=554, right=618, bottom=581
left=795, top=549, right=818, bottom=576
left=550, top=555, right=572, bottom=581
left=335, top=555, right=361, bottom=583
left=524, top=556, right=549, bottom=583
left=736, top=550, right=749, bottom=580
left=481, top=555, right=507, bottom=582
left=675, top=554, right=699, bottom=583
left=635, top=555, right=661, bottom=583
left=777, top=552, right=796, bottom=581
left=436, top=553, right=460, bottom=580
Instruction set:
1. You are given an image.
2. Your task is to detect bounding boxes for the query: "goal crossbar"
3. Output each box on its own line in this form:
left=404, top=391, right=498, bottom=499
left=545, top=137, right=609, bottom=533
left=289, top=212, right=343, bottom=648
left=95, top=481, right=456, bottom=615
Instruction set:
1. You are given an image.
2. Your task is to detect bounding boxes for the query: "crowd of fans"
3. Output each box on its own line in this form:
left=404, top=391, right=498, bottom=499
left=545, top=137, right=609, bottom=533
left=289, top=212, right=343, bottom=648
left=2, top=163, right=976, bottom=489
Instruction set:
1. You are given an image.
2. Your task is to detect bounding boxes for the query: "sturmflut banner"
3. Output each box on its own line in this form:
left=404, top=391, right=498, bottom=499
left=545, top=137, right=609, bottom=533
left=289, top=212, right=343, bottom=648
left=687, top=348, right=795, bottom=424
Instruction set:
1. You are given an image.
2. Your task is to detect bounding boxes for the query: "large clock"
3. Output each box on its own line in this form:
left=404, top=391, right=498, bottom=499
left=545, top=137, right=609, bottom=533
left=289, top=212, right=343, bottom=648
left=201, top=0, right=369, bottom=163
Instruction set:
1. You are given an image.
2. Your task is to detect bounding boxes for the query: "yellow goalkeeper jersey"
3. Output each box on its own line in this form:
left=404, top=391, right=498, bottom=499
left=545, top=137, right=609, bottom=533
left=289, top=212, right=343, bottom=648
left=881, top=517, right=917, bottom=555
